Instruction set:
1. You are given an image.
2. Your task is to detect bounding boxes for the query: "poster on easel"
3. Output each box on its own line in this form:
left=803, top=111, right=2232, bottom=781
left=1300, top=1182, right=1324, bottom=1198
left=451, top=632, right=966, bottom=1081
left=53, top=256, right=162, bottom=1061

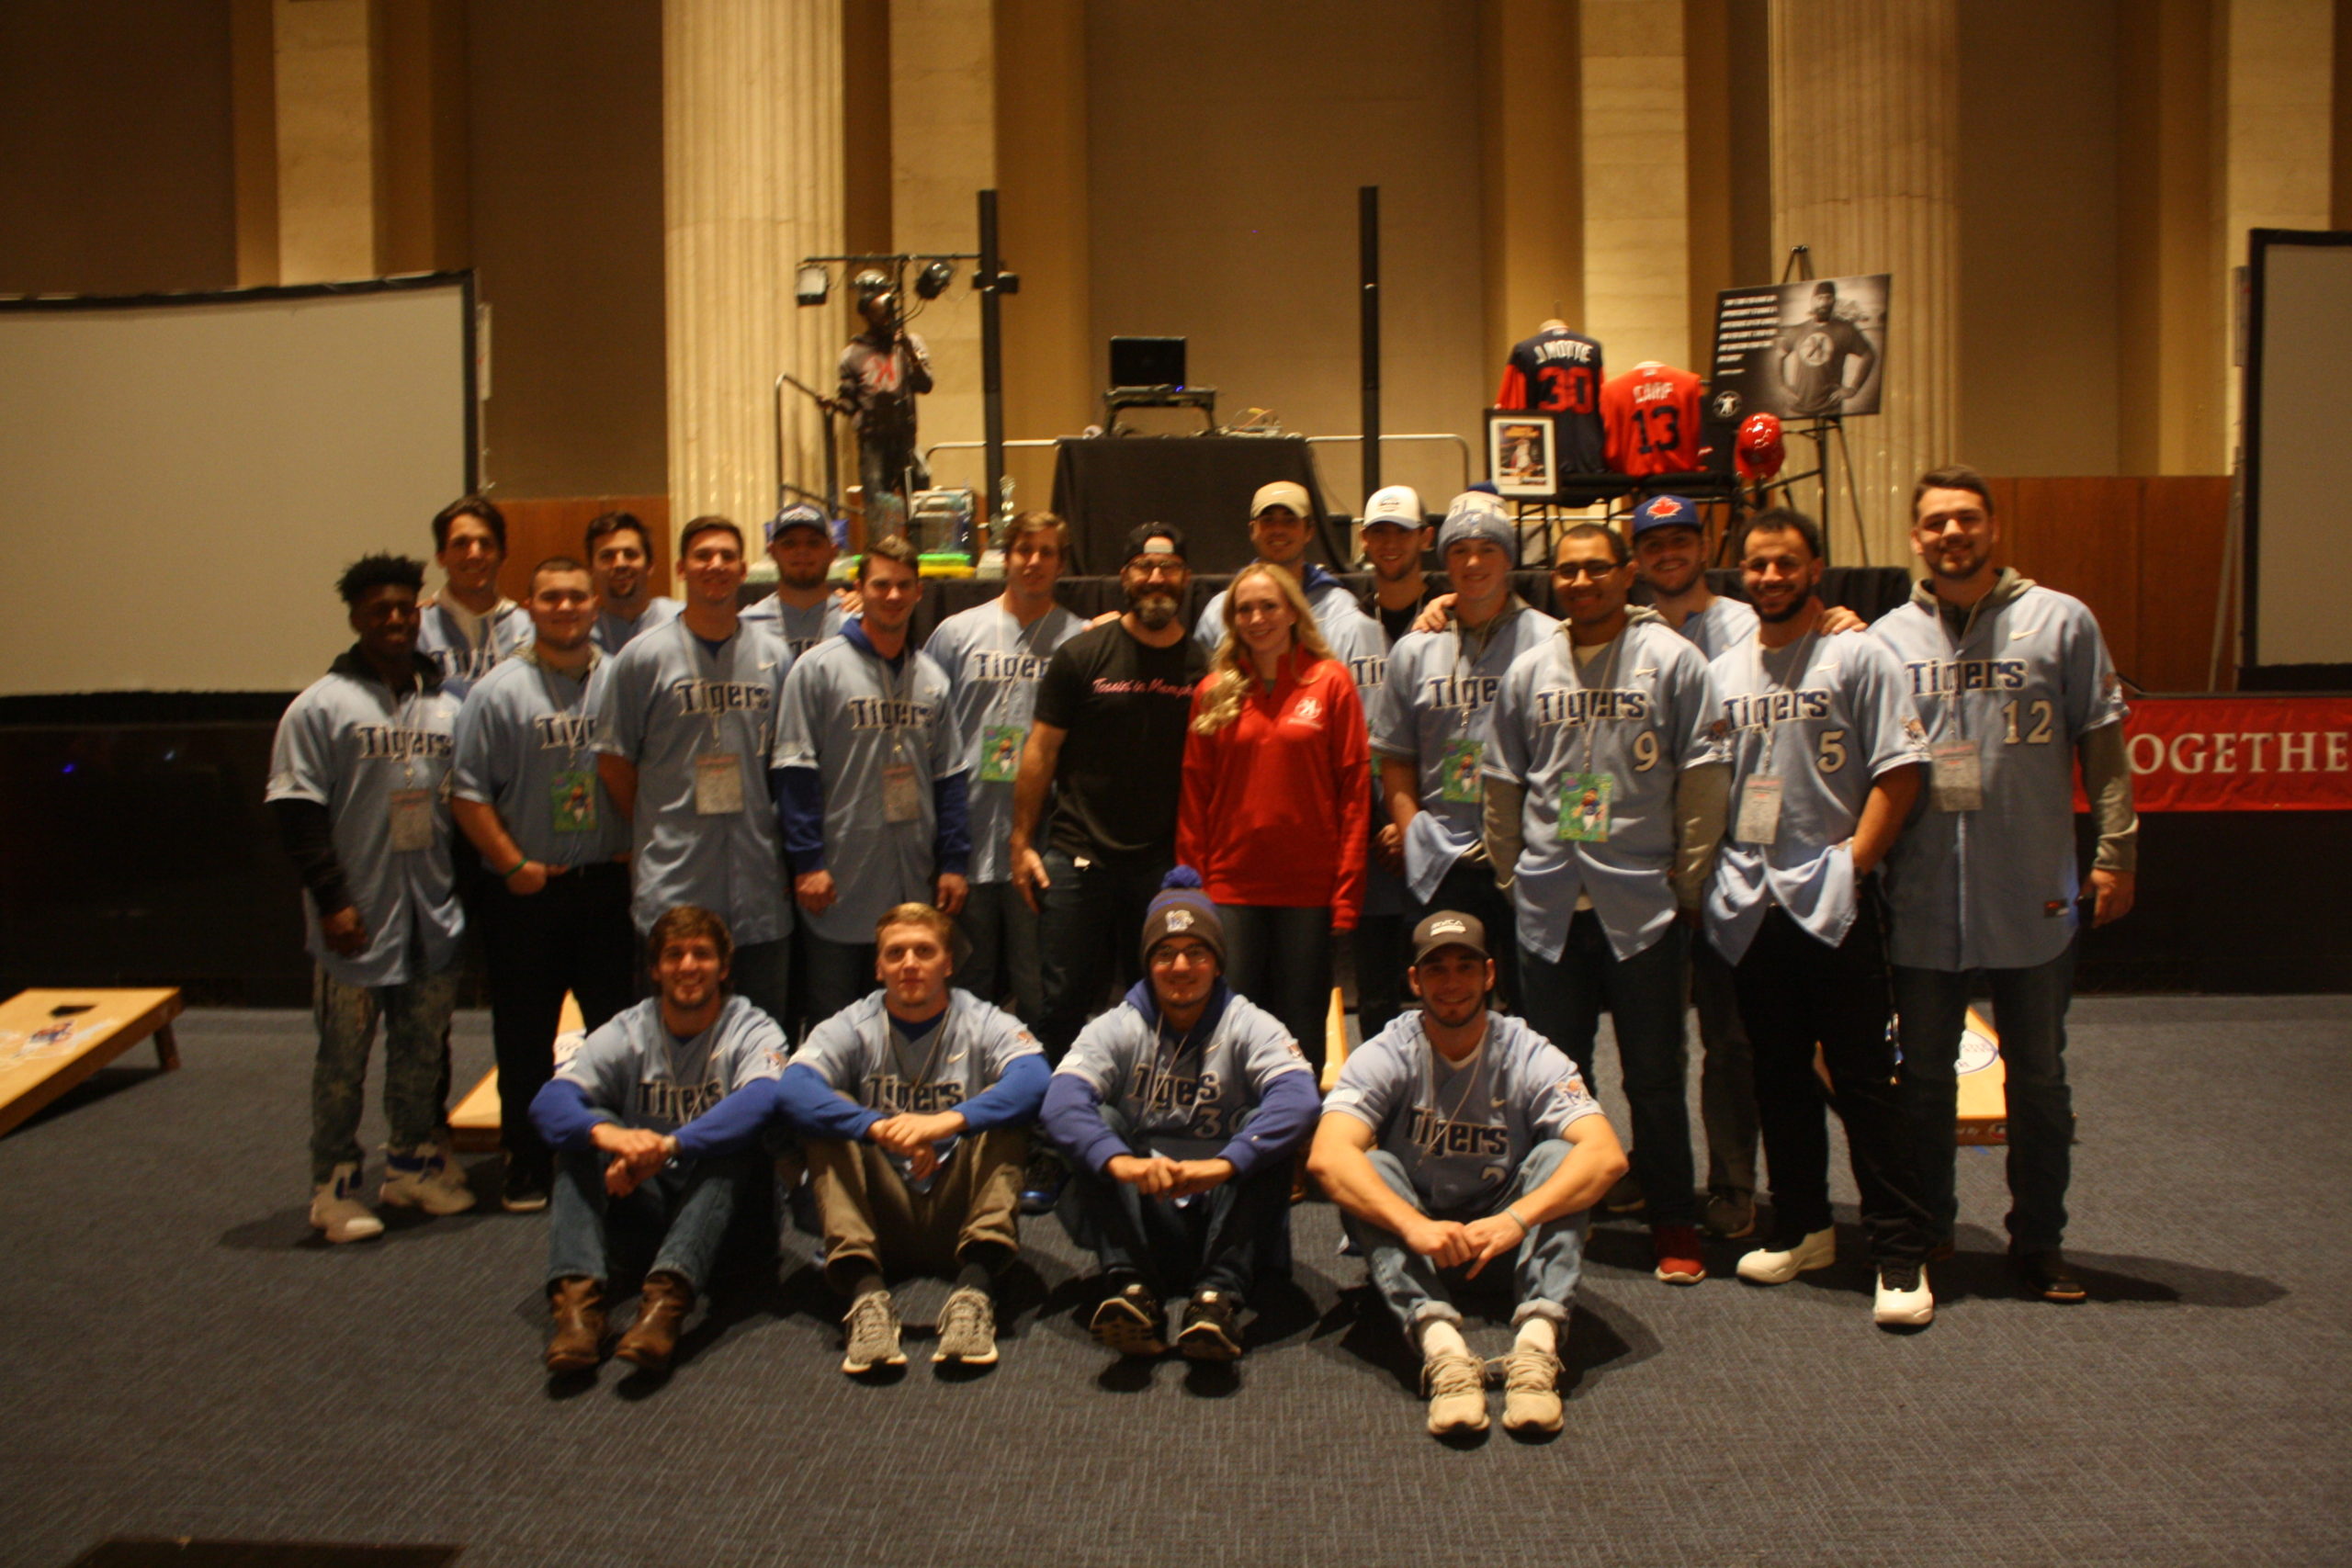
left=1708, top=273, right=1889, bottom=423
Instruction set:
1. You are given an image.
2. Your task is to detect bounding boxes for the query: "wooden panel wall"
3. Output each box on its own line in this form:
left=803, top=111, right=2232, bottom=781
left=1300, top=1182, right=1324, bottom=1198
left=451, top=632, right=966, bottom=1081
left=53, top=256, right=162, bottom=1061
left=1984, top=475, right=2233, bottom=694
left=492, top=496, right=672, bottom=604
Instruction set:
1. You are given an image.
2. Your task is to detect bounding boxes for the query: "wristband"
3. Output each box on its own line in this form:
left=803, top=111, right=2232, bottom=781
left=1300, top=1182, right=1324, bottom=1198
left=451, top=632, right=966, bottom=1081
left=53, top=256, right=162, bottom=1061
left=1504, top=1206, right=1532, bottom=1235
left=502, top=858, right=530, bottom=880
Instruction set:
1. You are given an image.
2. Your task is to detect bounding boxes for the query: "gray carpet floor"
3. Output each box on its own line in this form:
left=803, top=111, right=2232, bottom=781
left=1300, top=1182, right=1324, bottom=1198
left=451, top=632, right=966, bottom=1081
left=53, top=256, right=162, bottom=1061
left=1, top=995, right=2346, bottom=1568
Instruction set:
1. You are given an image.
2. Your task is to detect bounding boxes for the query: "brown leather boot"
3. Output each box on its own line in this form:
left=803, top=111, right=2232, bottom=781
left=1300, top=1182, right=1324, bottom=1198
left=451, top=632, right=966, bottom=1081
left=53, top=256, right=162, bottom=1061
left=614, top=1270, right=694, bottom=1371
left=546, top=1276, right=606, bottom=1372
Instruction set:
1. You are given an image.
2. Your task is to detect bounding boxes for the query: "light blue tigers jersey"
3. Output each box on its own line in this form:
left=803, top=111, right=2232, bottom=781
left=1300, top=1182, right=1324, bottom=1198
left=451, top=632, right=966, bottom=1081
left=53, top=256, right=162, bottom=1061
left=770, top=630, right=961, bottom=942
left=450, top=650, right=631, bottom=867
left=922, top=597, right=1086, bottom=885
left=1676, top=594, right=1759, bottom=661
left=740, top=592, right=848, bottom=659
left=592, top=596, right=681, bottom=656
left=1056, top=989, right=1311, bottom=1161
left=1871, top=581, right=2130, bottom=971
left=414, top=599, right=532, bottom=700
left=591, top=616, right=793, bottom=942
left=1486, top=614, right=1724, bottom=962
left=1325, top=1010, right=1603, bottom=1214
left=558, top=994, right=786, bottom=1135
left=1704, top=628, right=1931, bottom=964
left=1368, top=602, right=1560, bottom=902
left=795, top=988, right=1043, bottom=1182
left=265, top=670, right=465, bottom=987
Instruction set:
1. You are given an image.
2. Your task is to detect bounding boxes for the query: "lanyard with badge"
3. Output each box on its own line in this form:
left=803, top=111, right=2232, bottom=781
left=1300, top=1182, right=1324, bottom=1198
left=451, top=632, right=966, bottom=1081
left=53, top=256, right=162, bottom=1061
left=876, top=644, right=923, bottom=825
left=1437, top=613, right=1505, bottom=805
left=538, top=653, right=601, bottom=836
left=692, top=636, right=745, bottom=817
left=1553, top=626, right=1626, bottom=843
left=386, top=686, right=435, bottom=852
left=1416, top=1022, right=1491, bottom=1162
left=1928, top=601, right=1985, bottom=812
left=1735, top=629, right=1817, bottom=845
left=978, top=606, right=1045, bottom=786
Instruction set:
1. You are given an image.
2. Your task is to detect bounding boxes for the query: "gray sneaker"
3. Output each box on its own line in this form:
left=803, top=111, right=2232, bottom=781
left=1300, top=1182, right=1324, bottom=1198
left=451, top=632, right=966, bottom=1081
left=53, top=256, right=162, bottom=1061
left=841, top=1289, right=906, bottom=1375
left=1421, top=1349, right=1489, bottom=1436
left=932, top=1285, right=998, bottom=1366
left=1490, top=1346, right=1565, bottom=1434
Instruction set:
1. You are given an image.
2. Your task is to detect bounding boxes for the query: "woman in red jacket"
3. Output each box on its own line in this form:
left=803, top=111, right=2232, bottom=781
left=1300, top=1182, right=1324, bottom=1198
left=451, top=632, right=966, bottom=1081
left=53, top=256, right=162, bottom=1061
left=1178, top=562, right=1370, bottom=1081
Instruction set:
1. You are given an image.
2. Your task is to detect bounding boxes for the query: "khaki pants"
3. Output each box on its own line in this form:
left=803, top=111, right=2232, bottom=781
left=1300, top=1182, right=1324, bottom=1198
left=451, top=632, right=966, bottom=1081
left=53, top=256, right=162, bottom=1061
left=807, top=1128, right=1027, bottom=1292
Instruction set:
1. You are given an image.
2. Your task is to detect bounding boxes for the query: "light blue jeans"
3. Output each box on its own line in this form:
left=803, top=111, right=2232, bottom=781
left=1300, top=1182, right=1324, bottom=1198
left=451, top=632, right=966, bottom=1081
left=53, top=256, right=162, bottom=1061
left=1340, top=1139, right=1589, bottom=1330
left=544, top=1147, right=757, bottom=1291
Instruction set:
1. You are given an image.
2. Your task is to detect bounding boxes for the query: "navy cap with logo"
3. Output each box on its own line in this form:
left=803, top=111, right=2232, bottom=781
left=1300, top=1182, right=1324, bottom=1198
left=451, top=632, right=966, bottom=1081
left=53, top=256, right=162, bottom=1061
left=1410, top=910, right=1489, bottom=964
left=1629, top=493, right=1701, bottom=538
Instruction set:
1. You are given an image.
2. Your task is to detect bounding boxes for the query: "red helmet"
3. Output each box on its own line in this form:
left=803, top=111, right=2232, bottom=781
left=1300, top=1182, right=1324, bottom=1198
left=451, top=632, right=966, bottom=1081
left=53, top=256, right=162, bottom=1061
left=1735, top=413, right=1785, bottom=482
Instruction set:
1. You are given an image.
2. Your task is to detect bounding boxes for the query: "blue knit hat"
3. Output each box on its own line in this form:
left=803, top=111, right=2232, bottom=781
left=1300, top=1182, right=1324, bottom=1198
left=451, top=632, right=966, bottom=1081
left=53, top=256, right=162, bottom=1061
left=1140, top=866, right=1224, bottom=966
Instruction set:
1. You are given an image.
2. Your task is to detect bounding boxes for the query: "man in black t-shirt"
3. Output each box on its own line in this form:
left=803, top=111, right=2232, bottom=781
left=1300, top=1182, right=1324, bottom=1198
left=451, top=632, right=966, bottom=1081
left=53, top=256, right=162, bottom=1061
left=1010, top=523, right=1210, bottom=1065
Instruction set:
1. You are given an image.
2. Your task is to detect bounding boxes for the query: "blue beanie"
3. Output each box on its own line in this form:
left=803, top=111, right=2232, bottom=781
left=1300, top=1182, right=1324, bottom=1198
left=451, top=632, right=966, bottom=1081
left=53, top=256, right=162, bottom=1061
left=1139, top=866, right=1224, bottom=966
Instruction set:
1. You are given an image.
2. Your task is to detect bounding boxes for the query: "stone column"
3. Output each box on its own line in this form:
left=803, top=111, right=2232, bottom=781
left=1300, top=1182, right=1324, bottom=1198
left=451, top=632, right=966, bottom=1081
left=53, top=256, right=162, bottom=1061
left=663, top=0, right=844, bottom=533
left=273, top=0, right=380, bottom=283
left=1770, top=0, right=1959, bottom=567
left=1582, top=0, right=1690, bottom=368
left=891, top=0, right=997, bottom=466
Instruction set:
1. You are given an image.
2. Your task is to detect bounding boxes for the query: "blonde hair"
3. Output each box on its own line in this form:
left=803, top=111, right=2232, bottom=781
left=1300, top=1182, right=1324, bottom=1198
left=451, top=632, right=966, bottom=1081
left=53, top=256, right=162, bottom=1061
left=1193, top=562, right=1335, bottom=734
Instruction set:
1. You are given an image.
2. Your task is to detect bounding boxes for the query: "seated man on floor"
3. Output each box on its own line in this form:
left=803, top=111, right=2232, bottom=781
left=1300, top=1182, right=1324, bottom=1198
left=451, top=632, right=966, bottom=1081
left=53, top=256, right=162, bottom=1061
left=1040, top=871, right=1321, bottom=1361
left=1308, top=912, right=1626, bottom=1438
left=776, top=903, right=1049, bottom=1375
left=528, top=905, right=787, bottom=1375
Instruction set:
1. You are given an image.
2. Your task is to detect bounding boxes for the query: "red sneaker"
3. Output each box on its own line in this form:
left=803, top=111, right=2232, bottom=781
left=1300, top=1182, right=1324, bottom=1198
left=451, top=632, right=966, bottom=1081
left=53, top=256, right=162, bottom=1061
left=1652, top=1224, right=1707, bottom=1285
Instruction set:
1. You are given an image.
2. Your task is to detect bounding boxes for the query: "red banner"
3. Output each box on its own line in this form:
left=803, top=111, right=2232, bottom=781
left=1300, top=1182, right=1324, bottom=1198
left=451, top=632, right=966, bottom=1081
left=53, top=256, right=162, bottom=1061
left=2073, top=695, right=2352, bottom=812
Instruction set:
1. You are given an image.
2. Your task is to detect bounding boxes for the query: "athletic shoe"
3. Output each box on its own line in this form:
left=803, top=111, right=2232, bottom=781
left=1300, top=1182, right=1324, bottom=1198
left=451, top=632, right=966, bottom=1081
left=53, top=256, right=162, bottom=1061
left=1601, top=1170, right=1646, bottom=1215
left=616, top=1270, right=693, bottom=1371
left=1927, top=1235, right=1957, bottom=1262
left=309, top=1163, right=384, bottom=1244
left=933, top=1285, right=999, bottom=1365
left=379, top=1142, right=476, bottom=1215
left=501, top=1156, right=551, bottom=1214
left=1490, top=1345, right=1565, bottom=1434
left=2012, top=1248, right=2087, bottom=1303
left=841, top=1289, right=906, bottom=1374
left=1089, top=1280, right=1167, bottom=1357
left=1873, top=1261, right=1935, bottom=1327
left=1702, top=1190, right=1756, bottom=1239
left=1421, top=1349, right=1489, bottom=1436
left=1175, top=1291, right=1244, bottom=1362
left=545, top=1276, right=605, bottom=1372
left=1736, top=1224, right=1837, bottom=1284
left=1017, top=1152, right=1067, bottom=1215
left=1652, top=1224, right=1707, bottom=1285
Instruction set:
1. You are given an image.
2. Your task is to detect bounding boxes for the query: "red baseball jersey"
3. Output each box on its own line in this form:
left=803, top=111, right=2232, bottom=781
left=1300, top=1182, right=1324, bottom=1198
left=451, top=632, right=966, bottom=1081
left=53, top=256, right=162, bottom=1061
left=1601, top=362, right=1704, bottom=476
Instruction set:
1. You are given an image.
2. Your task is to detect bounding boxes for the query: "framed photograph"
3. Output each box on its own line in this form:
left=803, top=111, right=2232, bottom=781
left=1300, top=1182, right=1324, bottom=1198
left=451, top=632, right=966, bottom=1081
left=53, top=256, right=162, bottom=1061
left=1487, top=410, right=1557, bottom=498
left=1706, top=272, right=1890, bottom=423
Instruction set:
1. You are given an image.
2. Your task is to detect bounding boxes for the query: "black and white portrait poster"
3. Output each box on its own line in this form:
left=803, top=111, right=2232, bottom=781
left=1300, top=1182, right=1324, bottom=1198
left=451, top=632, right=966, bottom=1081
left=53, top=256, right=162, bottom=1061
left=1708, top=273, right=1889, bottom=423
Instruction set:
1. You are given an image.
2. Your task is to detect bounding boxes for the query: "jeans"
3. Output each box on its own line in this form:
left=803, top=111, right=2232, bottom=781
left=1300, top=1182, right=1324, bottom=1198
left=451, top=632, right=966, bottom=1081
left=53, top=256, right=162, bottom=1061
left=1217, top=904, right=1335, bottom=1077
left=1734, top=903, right=1929, bottom=1263
left=1036, top=848, right=1170, bottom=1062
left=1894, top=942, right=2077, bottom=1253
left=481, top=863, right=636, bottom=1168
left=1414, top=857, right=1521, bottom=1011
left=958, top=880, right=1043, bottom=1024
left=1518, top=913, right=1697, bottom=1228
left=310, top=953, right=461, bottom=1183
left=1340, top=1140, right=1589, bottom=1329
left=1692, top=935, right=1758, bottom=1200
left=1065, top=1105, right=1291, bottom=1305
left=801, top=933, right=878, bottom=1027
left=544, top=1146, right=756, bottom=1291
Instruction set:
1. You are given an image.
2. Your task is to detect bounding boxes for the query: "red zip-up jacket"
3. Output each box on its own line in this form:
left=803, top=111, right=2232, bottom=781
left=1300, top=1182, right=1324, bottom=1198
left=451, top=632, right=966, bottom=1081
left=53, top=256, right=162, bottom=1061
left=1177, top=647, right=1371, bottom=930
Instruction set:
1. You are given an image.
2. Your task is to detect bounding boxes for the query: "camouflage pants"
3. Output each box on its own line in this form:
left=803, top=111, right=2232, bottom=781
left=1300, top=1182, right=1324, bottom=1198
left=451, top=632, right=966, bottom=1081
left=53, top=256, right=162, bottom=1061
left=310, top=958, right=460, bottom=1183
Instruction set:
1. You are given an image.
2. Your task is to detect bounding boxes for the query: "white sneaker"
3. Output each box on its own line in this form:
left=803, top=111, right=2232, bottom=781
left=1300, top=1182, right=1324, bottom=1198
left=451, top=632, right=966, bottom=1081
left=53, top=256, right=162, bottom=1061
left=379, top=1142, right=476, bottom=1215
left=1873, top=1261, right=1935, bottom=1328
left=310, top=1163, right=384, bottom=1244
left=1736, top=1225, right=1837, bottom=1284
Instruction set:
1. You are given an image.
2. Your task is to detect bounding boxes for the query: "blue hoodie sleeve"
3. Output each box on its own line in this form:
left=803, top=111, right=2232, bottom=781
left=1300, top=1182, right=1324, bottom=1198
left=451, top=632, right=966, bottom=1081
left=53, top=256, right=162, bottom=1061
left=775, top=1061, right=882, bottom=1141
left=670, top=1077, right=785, bottom=1161
left=1215, top=1068, right=1321, bottom=1178
left=933, top=770, right=971, bottom=877
left=952, top=1051, right=1046, bottom=1133
left=773, top=765, right=827, bottom=870
left=529, top=1077, right=618, bottom=1153
left=1039, top=1068, right=1133, bottom=1175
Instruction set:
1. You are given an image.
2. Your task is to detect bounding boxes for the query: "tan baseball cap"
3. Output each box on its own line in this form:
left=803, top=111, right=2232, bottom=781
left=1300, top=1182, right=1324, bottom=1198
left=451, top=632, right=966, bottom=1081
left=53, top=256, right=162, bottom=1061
left=1250, top=480, right=1312, bottom=521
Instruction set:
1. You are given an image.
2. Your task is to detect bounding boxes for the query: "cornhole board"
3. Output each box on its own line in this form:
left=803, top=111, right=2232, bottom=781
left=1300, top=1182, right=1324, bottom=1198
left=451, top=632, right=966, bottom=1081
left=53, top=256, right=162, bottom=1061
left=449, top=992, right=584, bottom=1153
left=0, top=987, right=183, bottom=1137
left=1953, top=1006, right=2008, bottom=1146
left=1321, top=986, right=1348, bottom=1092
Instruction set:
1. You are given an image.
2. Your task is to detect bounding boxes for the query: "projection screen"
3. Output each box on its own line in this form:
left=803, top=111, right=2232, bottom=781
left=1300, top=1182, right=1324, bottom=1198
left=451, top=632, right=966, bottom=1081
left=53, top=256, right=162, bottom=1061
left=2244, top=231, right=2352, bottom=672
left=0, top=275, right=474, bottom=695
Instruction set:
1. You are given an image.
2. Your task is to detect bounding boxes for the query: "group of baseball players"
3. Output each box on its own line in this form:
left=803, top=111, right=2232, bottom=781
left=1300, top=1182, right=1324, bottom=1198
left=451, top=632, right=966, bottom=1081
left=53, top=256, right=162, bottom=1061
left=266, top=462, right=2134, bottom=1439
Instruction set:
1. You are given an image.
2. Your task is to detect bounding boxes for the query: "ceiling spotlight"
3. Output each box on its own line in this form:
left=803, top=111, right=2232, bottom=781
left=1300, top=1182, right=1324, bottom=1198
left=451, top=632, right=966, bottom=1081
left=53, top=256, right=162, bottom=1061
left=795, top=265, right=830, bottom=306
left=915, top=259, right=956, bottom=299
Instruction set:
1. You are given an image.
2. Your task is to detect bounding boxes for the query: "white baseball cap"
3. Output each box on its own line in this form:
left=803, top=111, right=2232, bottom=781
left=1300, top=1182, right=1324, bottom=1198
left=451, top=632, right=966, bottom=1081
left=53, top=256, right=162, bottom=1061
left=1361, top=485, right=1425, bottom=531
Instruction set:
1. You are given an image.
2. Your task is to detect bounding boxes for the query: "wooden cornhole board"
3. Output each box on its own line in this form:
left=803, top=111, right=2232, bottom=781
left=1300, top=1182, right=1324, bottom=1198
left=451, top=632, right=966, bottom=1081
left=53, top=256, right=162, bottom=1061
left=0, top=987, right=183, bottom=1137
left=1953, top=1006, right=2008, bottom=1146
left=448, top=992, right=585, bottom=1153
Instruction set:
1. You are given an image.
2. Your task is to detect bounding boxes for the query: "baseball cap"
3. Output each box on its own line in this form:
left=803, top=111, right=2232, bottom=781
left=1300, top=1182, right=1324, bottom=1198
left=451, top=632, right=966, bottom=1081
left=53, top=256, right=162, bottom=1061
left=1410, top=910, right=1489, bottom=964
left=1140, top=867, right=1225, bottom=966
left=765, top=502, right=831, bottom=546
left=1361, top=485, right=1425, bottom=531
left=1629, top=494, right=1701, bottom=538
left=1123, top=522, right=1189, bottom=566
left=1250, top=480, right=1312, bottom=521
left=1436, top=491, right=1514, bottom=558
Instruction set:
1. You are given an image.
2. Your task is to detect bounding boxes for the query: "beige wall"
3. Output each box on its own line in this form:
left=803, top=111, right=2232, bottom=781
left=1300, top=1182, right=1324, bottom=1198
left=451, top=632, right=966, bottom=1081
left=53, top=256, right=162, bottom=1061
left=1086, top=0, right=1487, bottom=514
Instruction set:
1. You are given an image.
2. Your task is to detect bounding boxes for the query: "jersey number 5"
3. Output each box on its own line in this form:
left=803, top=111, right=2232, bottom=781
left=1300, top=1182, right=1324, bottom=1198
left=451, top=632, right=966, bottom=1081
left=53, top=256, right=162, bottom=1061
left=1816, top=728, right=1847, bottom=773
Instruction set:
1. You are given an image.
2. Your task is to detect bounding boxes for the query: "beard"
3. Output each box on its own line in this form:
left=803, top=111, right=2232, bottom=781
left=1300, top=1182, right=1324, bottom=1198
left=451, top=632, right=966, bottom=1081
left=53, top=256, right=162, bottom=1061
left=1129, top=591, right=1179, bottom=629
left=1927, top=547, right=1986, bottom=581
left=1756, top=592, right=1810, bottom=624
left=780, top=567, right=830, bottom=592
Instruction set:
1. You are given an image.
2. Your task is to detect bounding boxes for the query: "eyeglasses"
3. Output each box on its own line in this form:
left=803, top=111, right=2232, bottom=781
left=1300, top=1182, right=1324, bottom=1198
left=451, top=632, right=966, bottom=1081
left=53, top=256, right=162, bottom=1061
left=1126, top=558, right=1187, bottom=580
left=1553, top=559, right=1623, bottom=581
